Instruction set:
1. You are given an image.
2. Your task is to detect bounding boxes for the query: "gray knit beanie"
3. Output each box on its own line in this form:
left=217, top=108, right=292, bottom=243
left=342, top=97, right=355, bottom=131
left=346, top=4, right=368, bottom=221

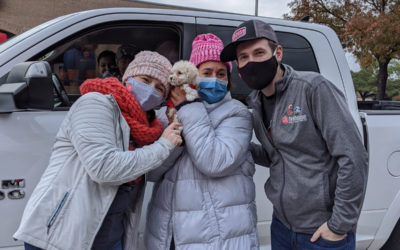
left=122, top=51, right=172, bottom=92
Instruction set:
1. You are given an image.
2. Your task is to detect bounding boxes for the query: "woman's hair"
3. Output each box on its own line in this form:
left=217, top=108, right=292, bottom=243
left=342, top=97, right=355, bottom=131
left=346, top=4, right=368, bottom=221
left=97, top=50, right=116, bottom=64
left=227, top=68, right=231, bottom=91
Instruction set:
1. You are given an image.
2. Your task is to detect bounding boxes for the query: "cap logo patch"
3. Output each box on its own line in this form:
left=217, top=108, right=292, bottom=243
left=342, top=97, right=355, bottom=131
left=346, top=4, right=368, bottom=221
left=232, top=27, right=246, bottom=42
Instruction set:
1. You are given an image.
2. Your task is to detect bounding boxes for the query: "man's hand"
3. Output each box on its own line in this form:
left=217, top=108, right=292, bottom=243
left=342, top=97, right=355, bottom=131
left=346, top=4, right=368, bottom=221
left=310, top=222, right=347, bottom=242
left=170, top=86, right=187, bottom=106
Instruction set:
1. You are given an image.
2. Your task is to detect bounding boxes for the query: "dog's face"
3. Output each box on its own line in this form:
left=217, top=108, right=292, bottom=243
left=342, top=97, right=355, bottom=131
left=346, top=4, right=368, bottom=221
left=168, top=60, right=199, bottom=86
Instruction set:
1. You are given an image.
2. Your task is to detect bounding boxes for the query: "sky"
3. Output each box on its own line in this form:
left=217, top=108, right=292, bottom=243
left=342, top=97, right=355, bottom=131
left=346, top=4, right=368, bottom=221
left=137, top=0, right=360, bottom=71
left=139, top=0, right=292, bottom=17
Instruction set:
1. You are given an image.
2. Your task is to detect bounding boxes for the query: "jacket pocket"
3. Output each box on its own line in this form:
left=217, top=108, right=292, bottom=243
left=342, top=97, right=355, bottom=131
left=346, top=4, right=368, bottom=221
left=47, top=191, right=69, bottom=234
left=322, top=174, right=331, bottom=210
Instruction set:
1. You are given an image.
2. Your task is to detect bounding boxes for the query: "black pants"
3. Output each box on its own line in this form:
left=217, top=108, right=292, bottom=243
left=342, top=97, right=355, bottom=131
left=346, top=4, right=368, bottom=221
left=92, top=179, right=144, bottom=250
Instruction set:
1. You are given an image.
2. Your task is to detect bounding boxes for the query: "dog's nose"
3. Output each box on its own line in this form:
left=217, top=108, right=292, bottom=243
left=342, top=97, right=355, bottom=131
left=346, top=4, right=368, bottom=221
left=169, top=75, right=173, bottom=81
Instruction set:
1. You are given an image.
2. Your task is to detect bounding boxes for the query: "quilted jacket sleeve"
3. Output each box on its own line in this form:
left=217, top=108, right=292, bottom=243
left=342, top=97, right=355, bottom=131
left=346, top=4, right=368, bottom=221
left=69, top=93, right=175, bottom=185
left=146, top=146, right=184, bottom=182
left=177, top=101, right=253, bottom=178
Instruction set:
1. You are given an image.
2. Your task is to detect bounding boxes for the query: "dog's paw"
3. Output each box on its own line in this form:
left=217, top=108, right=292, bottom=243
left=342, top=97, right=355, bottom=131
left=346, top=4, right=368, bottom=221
left=186, top=89, right=199, bottom=101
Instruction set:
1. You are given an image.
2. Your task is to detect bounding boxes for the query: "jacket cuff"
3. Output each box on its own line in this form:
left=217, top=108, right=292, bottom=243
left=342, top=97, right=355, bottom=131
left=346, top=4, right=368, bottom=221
left=157, top=137, right=175, bottom=152
left=327, top=219, right=347, bottom=235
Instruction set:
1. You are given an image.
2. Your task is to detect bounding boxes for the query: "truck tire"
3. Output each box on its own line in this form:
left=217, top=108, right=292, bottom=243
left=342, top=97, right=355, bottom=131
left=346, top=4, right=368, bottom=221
left=381, top=219, right=400, bottom=250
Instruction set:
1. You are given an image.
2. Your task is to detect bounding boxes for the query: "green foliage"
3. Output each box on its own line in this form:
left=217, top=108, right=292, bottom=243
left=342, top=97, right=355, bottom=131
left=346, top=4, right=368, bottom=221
left=387, top=79, right=400, bottom=100
left=352, top=62, right=400, bottom=100
left=386, top=61, right=400, bottom=99
left=389, top=60, right=400, bottom=80
left=352, top=68, right=377, bottom=100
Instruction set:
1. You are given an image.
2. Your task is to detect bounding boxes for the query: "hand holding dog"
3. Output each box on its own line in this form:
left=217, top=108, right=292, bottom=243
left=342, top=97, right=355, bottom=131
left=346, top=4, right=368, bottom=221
left=161, top=122, right=183, bottom=146
left=170, top=86, right=187, bottom=106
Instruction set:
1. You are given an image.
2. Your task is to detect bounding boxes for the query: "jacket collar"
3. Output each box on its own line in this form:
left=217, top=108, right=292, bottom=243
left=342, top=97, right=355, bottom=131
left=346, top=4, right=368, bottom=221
left=203, top=92, right=232, bottom=113
left=246, top=63, right=294, bottom=109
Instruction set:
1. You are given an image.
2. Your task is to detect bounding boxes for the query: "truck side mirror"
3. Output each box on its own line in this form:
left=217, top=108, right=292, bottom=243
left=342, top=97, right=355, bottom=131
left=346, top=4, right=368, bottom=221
left=0, top=61, right=54, bottom=112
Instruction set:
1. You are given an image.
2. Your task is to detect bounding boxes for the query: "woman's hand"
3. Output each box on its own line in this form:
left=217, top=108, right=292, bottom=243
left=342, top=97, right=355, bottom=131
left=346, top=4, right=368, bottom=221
left=161, top=122, right=183, bottom=146
left=170, top=86, right=187, bottom=106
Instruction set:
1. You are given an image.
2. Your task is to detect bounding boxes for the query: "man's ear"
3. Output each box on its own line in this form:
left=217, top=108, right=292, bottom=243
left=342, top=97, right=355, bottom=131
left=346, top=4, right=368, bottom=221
left=275, top=45, right=283, bottom=63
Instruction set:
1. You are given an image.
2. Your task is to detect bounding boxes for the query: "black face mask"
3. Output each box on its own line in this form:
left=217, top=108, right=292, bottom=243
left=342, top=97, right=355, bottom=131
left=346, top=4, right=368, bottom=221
left=238, top=54, right=278, bottom=90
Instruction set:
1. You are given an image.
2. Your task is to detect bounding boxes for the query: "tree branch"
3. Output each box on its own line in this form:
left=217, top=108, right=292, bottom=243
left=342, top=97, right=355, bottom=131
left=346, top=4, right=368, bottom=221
left=315, top=0, right=349, bottom=23
left=365, top=0, right=380, bottom=11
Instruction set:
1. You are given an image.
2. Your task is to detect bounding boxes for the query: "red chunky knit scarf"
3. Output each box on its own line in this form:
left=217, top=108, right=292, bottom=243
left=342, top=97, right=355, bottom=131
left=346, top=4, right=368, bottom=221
left=80, top=77, right=163, bottom=148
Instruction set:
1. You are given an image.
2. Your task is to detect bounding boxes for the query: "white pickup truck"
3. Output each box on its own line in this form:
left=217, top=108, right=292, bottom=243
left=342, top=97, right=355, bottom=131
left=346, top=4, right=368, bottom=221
left=1, top=8, right=400, bottom=250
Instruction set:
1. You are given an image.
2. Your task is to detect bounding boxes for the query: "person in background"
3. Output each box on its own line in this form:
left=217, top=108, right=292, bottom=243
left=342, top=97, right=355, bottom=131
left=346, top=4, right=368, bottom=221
left=155, top=40, right=179, bottom=64
left=220, top=19, right=368, bottom=250
left=14, top=51, right=182, bottom=250
left=97, top=50, right=119, bottom=78
left=63, top=43, right=96, bottom=86
left=116, top=44, right=140, bottom=80
left=145, top=33, right=259, bottom=250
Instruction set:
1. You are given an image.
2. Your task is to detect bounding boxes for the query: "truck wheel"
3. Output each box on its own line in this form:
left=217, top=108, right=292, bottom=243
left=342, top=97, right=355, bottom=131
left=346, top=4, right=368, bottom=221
left=381, top=219, right=400, bottom=250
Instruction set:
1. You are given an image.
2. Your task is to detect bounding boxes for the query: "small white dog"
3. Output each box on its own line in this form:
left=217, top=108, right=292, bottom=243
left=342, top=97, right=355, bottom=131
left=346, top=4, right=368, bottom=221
left=166, top=60, right=200, bottom=124
left=168, top=60, right=200, bottom=101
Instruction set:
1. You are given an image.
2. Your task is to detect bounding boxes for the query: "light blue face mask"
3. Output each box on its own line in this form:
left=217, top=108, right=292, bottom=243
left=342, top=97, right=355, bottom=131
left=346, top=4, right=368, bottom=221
left=198, top=78, right=228, bottom=104
left=126, top=77, right=164, bottom=111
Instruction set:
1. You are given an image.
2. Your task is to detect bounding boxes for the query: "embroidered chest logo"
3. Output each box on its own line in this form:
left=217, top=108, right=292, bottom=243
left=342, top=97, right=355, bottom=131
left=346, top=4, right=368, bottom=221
left=282, top=104, right=307, bottom=125
left=232, top=27, right=246, bottom=42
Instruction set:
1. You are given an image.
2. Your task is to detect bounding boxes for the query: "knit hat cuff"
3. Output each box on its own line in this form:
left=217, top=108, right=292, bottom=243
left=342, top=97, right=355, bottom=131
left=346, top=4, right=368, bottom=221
left=130, top=63, right=170, bottom=86
left=122, top=51, right=172, bottom=93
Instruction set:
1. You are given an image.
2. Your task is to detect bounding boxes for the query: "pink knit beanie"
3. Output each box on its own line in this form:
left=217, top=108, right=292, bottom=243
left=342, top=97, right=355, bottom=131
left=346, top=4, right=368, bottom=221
left=189, top=33, right=232, bottom=72
left=122, top=51, right=172, bottom=92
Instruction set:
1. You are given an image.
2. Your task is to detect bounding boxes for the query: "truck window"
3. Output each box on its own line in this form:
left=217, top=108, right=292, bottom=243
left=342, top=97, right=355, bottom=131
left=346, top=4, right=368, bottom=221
left=30, top=22, right=181, bottom=104
left=196, top=25, right=319, bottom=103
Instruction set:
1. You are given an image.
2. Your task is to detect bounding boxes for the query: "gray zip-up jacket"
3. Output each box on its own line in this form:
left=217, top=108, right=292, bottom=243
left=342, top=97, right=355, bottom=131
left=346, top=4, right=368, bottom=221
left=145, top=93, right=259, bottom=250
left=248, top=64, right=368, bottom=235
left=13, top=92, right=175, bottom=250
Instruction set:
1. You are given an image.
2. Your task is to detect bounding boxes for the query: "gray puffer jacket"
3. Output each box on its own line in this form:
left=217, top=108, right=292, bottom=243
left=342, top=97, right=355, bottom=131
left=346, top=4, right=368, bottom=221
left=145, top=93, right=259, bottom=250
left=13, top=92, right=175, bottom=250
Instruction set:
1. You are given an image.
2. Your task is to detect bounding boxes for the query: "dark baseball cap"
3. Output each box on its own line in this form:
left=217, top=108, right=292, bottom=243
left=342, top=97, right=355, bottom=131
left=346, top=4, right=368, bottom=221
left=220, top=19, right=278, bottom=62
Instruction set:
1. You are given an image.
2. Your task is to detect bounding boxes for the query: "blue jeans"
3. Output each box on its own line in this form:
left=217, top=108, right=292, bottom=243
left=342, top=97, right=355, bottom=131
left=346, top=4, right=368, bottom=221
left=25, top=240, right=122, bottom=250
left=24, top=243, right=41, bottom=250
left=271, top=217, right=355, bottom=250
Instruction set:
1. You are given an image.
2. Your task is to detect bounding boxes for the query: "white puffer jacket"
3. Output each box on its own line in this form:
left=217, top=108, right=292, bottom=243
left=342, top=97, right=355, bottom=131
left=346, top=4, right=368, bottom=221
left=145, top=93, right=259, bottom=250
left=14, top=92, right=175, bottom=250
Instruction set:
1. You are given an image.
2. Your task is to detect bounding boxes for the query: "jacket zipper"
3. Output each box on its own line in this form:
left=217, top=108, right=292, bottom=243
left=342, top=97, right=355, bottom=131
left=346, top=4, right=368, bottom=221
left=271, top=93, right=292, bottom=230
left=47, top=192, right=69, bottom=234
left=257, top=91, right=292, bottom=230
left=167, top=161, right=181, bottom=248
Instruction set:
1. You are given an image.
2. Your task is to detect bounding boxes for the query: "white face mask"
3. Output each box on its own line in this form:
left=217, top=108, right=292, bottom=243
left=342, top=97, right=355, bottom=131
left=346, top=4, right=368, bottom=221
left=126, top=77, right=164, bottom=111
